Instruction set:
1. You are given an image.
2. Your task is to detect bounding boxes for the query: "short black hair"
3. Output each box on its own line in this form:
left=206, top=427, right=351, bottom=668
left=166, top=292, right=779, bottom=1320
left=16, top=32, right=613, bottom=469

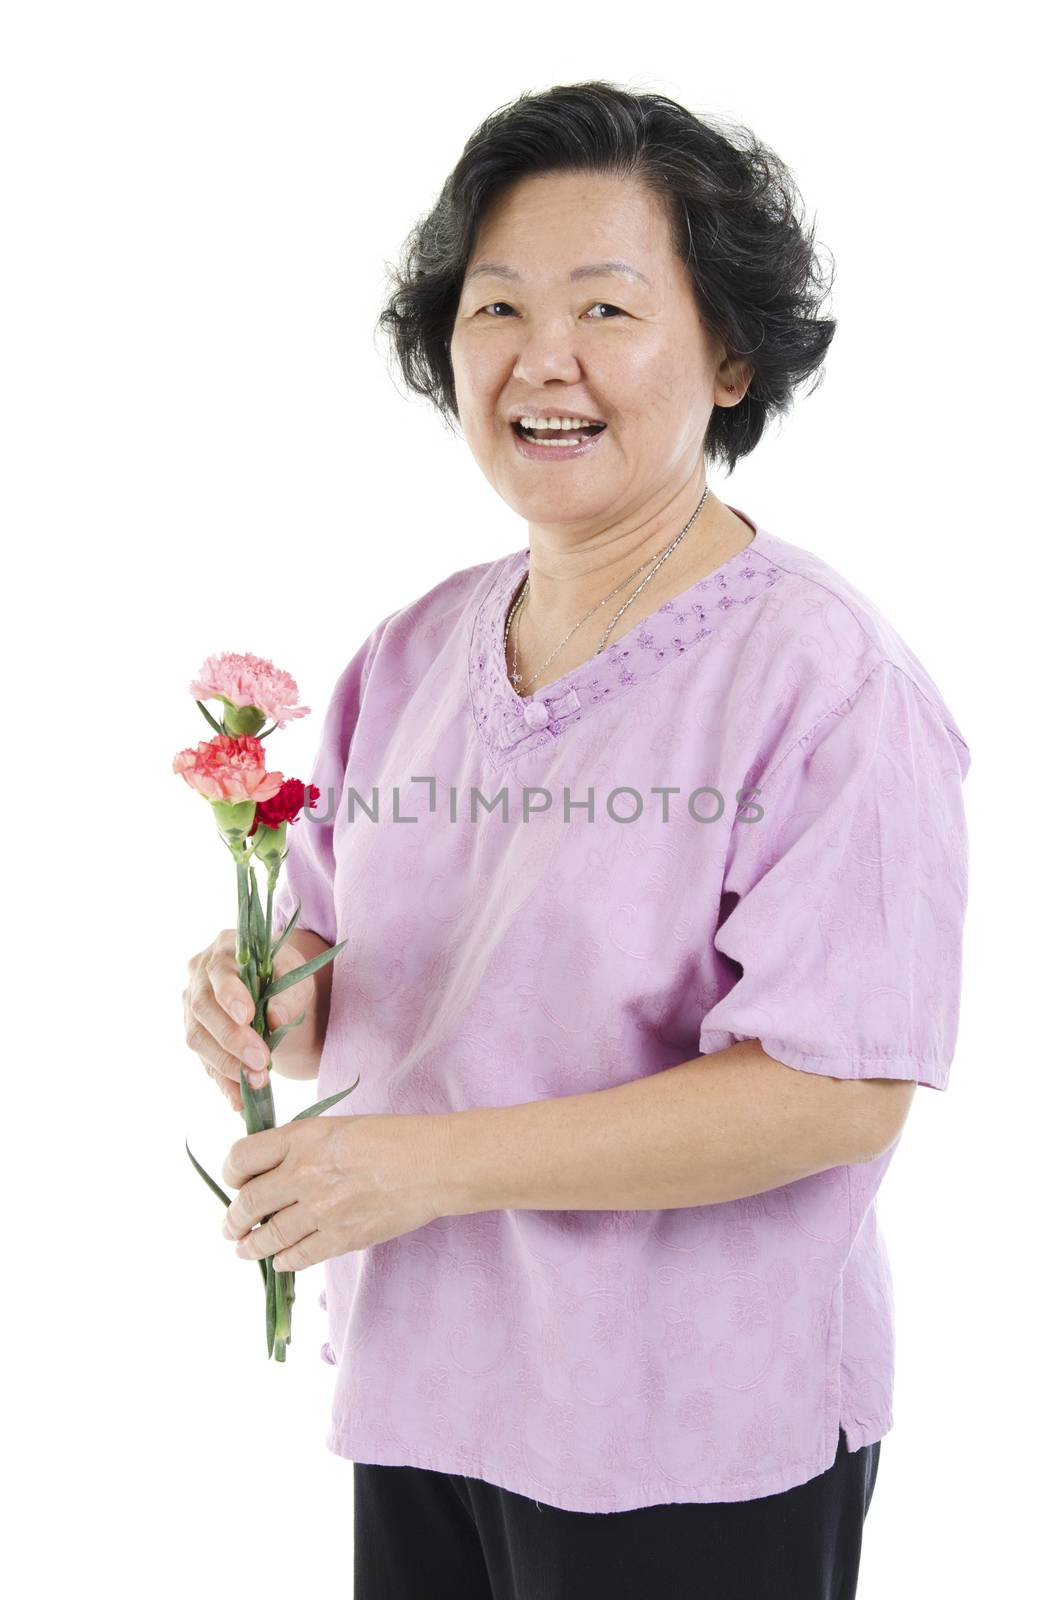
left=376, top=81, right=837, bottom=477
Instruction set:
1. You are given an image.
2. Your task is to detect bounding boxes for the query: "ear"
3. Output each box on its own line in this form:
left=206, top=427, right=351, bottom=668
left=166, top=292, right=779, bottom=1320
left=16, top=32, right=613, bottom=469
left=716, top=355, right=754, bottom=405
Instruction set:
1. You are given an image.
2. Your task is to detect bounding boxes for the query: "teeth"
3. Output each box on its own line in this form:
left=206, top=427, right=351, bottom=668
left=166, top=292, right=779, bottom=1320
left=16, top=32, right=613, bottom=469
left=517, top=416, right=603, bottom=430
left=521, top=435, right=595, bottom=447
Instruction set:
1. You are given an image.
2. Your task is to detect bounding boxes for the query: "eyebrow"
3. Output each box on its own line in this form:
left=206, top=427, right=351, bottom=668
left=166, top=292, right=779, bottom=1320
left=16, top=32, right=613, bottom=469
left=465, top=259, right=651, bottom=287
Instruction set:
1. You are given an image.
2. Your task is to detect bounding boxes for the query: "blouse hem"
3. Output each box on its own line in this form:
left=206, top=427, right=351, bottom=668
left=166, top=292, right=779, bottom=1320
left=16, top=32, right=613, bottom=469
left=706, top=1033, right=950, bottom=1093
left=330, top=1416, right=891, bottom=1513
left=838, top=1410, right=892, bottom=1456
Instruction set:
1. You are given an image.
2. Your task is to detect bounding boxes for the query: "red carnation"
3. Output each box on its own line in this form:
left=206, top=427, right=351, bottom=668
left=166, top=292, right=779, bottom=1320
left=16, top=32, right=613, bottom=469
left=249, top=779, right=320, bottom=835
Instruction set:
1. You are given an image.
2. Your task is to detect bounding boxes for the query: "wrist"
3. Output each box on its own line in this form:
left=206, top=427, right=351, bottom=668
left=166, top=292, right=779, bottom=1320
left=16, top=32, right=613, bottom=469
left=433, top=1109, right=488, bottom=1218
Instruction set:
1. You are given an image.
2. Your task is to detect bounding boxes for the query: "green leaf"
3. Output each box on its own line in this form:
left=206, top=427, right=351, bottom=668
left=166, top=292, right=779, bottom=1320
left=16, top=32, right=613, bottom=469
left=265, top=1260, right=276, bottom=1359
left=195, top=699, right=225, bottom=735
left=236, top=859, right=251, bottom=965
left=185, top=1138, right=267, bottom=1288
left=264, top=939, right=348, bottom=998
left=271, top=896, right=301, bottom=956
left=292, top=1076, right=361, bottom=1121
left=266, top=1009, right=307, bottom=1050
left=185, top=1138, right=230, bottom=1207
left=249, top=868, right=266, bottom=951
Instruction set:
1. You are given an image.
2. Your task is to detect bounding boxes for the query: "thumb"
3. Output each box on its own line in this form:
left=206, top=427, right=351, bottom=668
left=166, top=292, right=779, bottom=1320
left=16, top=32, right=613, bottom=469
left=265, top=941, right=317, bottom=1031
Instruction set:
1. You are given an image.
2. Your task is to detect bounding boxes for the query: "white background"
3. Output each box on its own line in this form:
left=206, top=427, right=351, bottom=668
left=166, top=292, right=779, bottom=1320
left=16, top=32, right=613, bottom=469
left=5, top=4, right=1053, bottom=1595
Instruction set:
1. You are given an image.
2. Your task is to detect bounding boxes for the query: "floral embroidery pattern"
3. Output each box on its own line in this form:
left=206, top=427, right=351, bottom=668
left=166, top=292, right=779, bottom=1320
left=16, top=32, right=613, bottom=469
left=469, top=543, right=783, bottom=770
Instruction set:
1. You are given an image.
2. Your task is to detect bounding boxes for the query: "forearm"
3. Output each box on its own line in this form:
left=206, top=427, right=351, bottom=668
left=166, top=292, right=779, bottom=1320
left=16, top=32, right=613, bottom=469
left=442, top=1039, right=883, bottom=1216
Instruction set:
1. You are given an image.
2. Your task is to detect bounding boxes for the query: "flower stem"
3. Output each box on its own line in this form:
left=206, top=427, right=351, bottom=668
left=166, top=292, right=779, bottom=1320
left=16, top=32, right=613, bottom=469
left=234, top=851, right=294, bottom=1360
left=263, top=872, right=275, bottom=992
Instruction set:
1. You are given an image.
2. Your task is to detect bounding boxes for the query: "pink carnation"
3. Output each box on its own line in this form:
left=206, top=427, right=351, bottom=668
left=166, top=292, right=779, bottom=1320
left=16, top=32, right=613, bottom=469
left=172, top=734, right=286, bottom=804
left=189, top=651, right=310, bottom=729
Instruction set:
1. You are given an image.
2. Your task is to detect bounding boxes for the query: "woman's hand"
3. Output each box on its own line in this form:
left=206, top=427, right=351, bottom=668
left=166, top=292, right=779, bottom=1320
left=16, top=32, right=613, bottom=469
left=183, top=928, right=319, bottom=1113
left=219, top=1111, right=456, bottom=1271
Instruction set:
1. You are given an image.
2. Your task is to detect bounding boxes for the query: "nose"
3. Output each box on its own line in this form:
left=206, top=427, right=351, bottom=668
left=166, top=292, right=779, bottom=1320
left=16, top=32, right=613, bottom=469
left=511, top=323, right=585, bottom=387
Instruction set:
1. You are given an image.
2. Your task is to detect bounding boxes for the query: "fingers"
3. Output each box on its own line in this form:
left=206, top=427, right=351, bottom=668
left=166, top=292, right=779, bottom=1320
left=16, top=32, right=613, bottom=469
left=223, top=1177, right=292, bottom=1241
left=185, top=1001, right=267, bottom=1094
left=183, top=933, right=272, bottom=1099
left=205, top=1058, right=245, bottom=1114
left=183, top=929, right=315, bottom=1112
left=237, top=1210, right=317, bottom=1274
left=198, top=989, right=271, bottom=1086
left=208, top=929, right=256, bottom=1026
left=204, top=939, right=271, bottom=1074
left=181, top=979, right=243, bottom=1114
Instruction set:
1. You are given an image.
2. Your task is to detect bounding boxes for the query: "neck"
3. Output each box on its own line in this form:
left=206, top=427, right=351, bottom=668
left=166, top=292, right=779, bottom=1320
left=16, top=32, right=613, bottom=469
left=506, top=481, right=756, bottom=696
left=520, top=475, right=712, bottom=627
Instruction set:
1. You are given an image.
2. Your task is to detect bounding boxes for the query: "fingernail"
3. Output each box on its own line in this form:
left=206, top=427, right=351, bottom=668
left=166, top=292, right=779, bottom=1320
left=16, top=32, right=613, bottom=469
left=272, top=1006, right=289, bottom=1026
left=243, top=1041, right=268, bottom=1069
left=232, top=1001, right=251, bottom=1024
left=248, top=1069, right=268, bottom=1089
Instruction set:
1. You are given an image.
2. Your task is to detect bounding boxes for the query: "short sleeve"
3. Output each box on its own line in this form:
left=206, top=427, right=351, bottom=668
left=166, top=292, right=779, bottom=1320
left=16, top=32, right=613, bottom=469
left=269, top=619, right=389, bottom=948
left=698, top=659, right=972, bottom=1091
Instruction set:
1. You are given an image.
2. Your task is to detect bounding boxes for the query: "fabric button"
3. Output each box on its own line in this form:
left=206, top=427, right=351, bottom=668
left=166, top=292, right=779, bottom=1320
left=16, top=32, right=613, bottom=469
left=523, top=701, right=549, bottom=731
left=320, top=1342, right=336, bottom=1365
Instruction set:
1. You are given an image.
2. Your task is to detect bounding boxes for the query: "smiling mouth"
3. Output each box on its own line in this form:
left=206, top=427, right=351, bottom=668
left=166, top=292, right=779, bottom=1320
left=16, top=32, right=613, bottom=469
left=511, top=421, right=607, bottom=445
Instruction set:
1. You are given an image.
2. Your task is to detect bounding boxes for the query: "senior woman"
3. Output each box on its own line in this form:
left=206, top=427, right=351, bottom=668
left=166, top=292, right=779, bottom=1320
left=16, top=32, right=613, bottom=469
left=186, top=82, right=972, bottom=1599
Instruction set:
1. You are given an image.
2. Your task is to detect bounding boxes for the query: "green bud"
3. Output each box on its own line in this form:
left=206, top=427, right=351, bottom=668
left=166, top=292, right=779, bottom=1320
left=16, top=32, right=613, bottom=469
left=218, top=697, right=266, bottom=737
left=210, top=798, right=257, bottom=842
left=251, top=819, right=287, bottom=864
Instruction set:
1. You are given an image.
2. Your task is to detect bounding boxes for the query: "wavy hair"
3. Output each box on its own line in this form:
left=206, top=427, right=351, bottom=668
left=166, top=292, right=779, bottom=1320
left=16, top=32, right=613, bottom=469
left=376, top=81, right=836, bottom=475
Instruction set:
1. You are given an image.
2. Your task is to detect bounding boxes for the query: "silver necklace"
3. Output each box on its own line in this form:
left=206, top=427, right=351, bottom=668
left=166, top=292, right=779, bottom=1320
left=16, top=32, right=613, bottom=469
left=505, top=484, right=712, bottom=694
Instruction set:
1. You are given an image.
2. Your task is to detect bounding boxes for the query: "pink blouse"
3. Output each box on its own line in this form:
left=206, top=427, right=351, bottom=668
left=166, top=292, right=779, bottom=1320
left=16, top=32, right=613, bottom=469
left=271, top=506, right=972, bottom=1511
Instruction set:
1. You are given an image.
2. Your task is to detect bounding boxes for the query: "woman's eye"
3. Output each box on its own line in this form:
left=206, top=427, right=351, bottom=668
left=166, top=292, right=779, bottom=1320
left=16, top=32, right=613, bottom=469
left=476, top=302, right=626, bottom=319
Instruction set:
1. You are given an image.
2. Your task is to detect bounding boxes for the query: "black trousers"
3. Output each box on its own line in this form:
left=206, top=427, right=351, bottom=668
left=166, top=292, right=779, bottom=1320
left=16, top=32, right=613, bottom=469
left=353, top=1426, right=881, bottom=1599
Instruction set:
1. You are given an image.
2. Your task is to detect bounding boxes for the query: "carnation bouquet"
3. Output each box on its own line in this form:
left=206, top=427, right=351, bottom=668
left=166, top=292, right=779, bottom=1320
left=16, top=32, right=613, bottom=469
left=174, top=652, right=358, bottom=1361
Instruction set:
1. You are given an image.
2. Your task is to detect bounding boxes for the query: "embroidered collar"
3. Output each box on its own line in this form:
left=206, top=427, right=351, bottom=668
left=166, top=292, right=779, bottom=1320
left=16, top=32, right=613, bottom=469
left=467, top=516, right=783, bottom=770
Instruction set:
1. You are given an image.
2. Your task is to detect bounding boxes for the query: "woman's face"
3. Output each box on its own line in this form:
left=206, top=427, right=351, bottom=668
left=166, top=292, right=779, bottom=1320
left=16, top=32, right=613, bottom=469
left=450, top=170, right=745, bottom=530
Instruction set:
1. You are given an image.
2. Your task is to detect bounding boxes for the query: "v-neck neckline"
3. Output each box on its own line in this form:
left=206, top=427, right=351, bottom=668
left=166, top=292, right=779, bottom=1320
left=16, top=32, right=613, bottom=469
left=467, top=505, right=784, bottom=770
